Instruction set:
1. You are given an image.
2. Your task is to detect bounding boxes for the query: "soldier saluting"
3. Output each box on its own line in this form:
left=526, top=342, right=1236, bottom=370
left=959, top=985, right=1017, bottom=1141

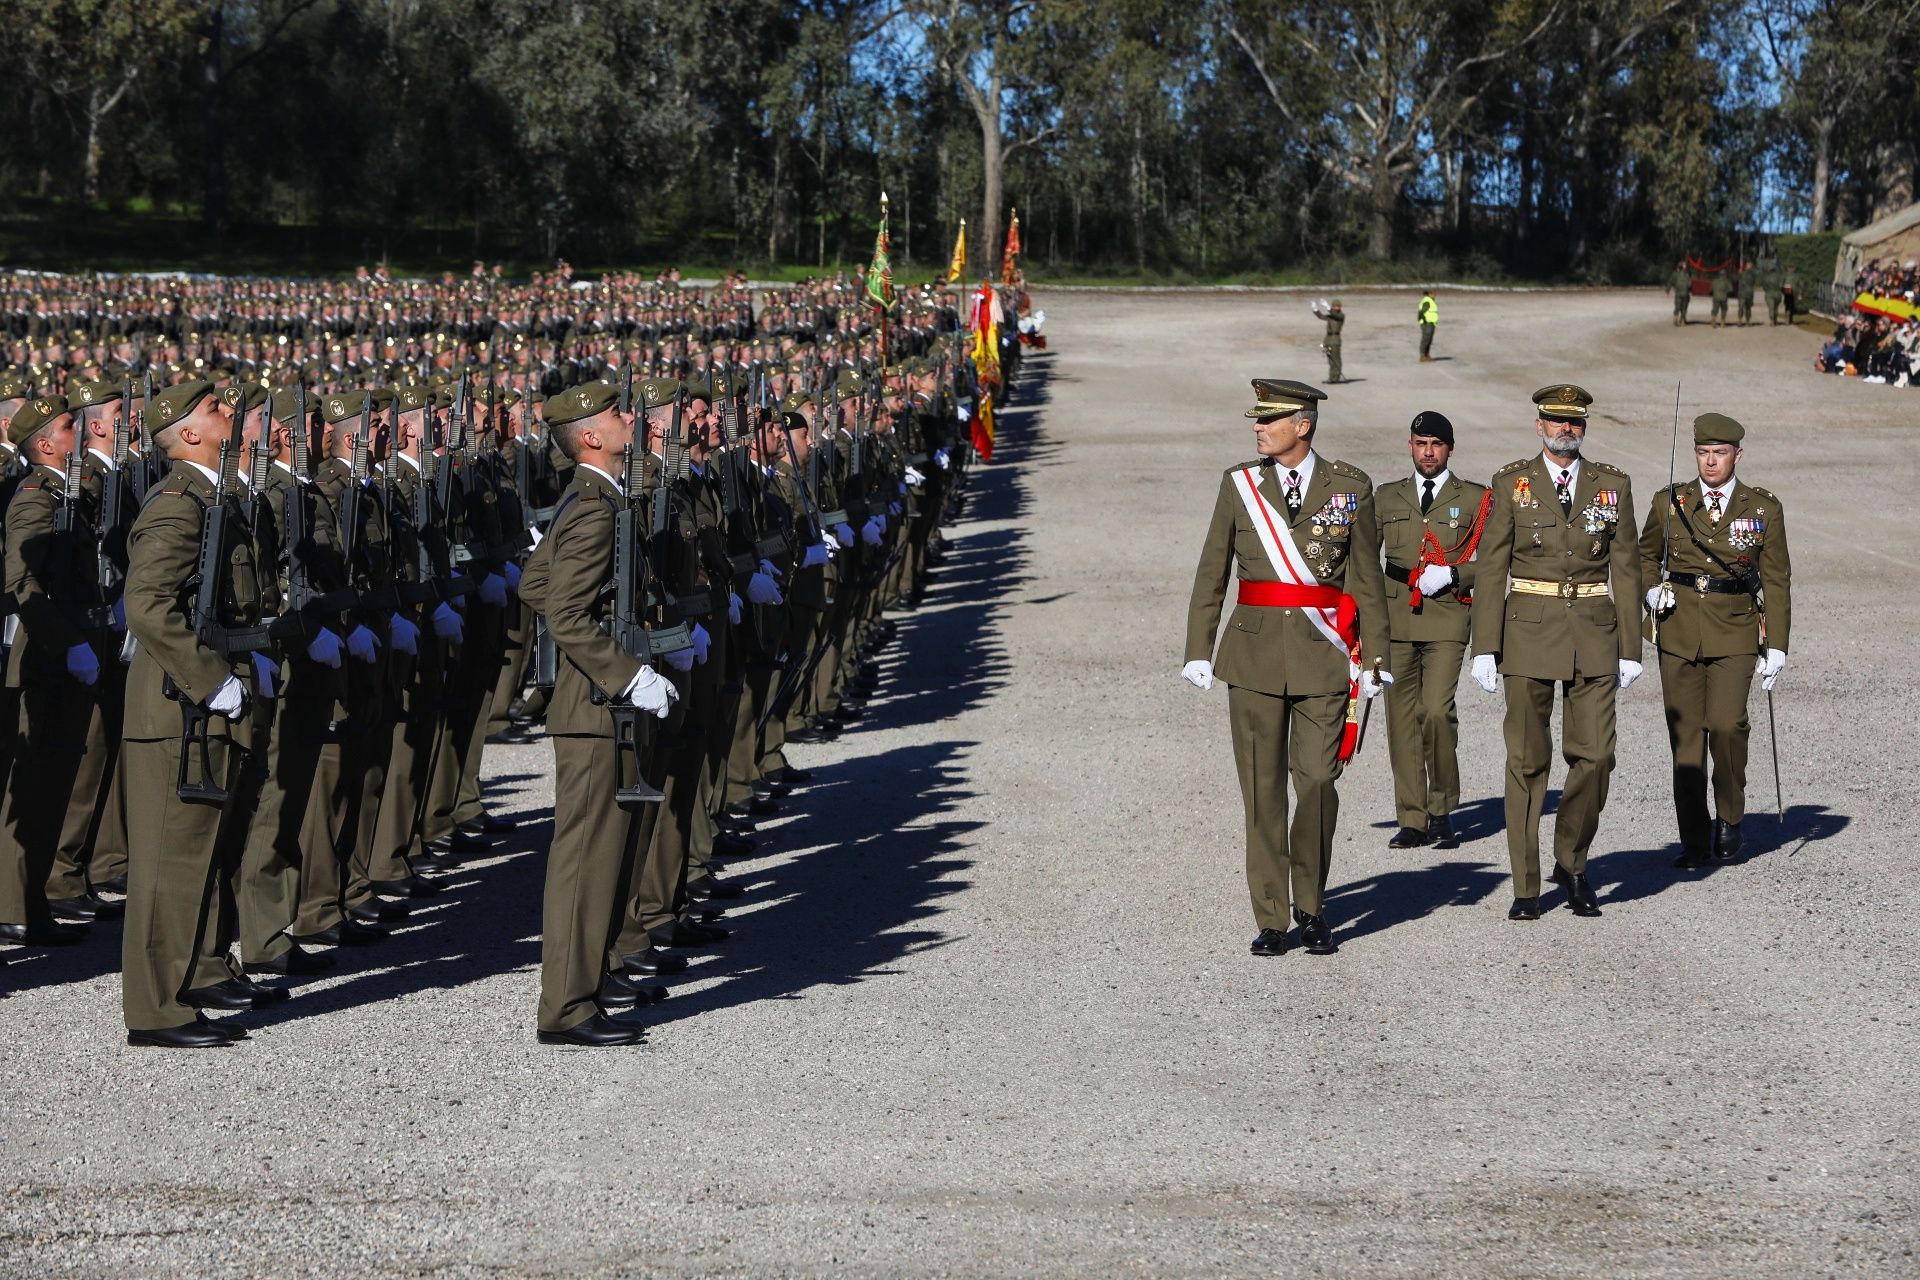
left=1470, top=385, right=1642, bottom=922
left=1183, top=379, right=1390, bottom=957
left=1640, top=413, right=1791, bottom=868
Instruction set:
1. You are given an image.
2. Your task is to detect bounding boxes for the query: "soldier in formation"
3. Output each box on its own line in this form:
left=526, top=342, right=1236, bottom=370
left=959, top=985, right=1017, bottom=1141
left=1183, top=378, right=1793, bottom=950
left=0, top=269, right=1002, bottom=1048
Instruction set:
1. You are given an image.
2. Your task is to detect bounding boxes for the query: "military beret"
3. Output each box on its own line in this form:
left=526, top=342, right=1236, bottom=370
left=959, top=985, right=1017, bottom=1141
left=1532, top=383, right=1592, bottom=419
left=0, top=376, right=29, bottom=401
left=1693, top=411, right=1744, bottom=444
left=1244, top=378, right=1327, bottom=419
left=777, top=389, right=810, bottom=414
left=389, top=383, right=434, bottom=413
left=780, top=410, right=810, bottom=434
left=902, top=357, right=932, bottom=376
left=220, top=381, right=270, bottom=414
left=269, top=387, right=311, bottom=424
left=8, top=394, right=69, bottom=445
left=148, top=380, right=218, bottom=430
left=65, top=380, right=121, bottom=410
left=1409, top=410, right=1454, bottom=445
left=639, top=377, right=680, bottom=411
left=528, top=381, right=606, bottom=429
left=835, top=368, right=866, bottom=398
left=681, top=375, right=714, bottom=403
left=369, top=386, right=396, bottom=410
left=319, top=391, right=370, bottom=425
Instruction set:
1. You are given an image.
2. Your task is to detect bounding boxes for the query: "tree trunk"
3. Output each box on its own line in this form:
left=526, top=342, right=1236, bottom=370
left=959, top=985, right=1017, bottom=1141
left=1811, top=114, right=1836, bottom=232
left=84, top=88, right=105, bottom=207
left=200, top=1, right=229, bottom=234
left=1130, top=122, right=1147, bottom=273
left=1367, top=161, right=1397, bottom=261
left=980, top=119, right=1002, bottom=283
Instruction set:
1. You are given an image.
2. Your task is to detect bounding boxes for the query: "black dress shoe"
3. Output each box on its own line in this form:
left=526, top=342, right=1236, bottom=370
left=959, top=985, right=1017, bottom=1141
left=779, top=767, right=813, bottom=784
left=598, top=970, right=668, bottom=1009
left=411, top=850, right=456, bottom=873
left=292, top=919, right=386, bottom=948
left=1427, top=815, right=1458, bottom=849
left=95, top=874, right=129, bottom=894
left=1551, top=866, right=1602, bottom=917
left=349, top=900, right=411, bottom=923
left=0, top=921, right=88, bottom=946
left=1508, top=897, right=1540, bottom=921
left=1250, top=928, right=1291, bottom=957
left=49, top=895, right=100, bottom=921
left=1713, top=819, right=1743, bottom=863
left=712, top=831, right=758, bottom=858
left=1673, top=847, right=1712, bottom=870
left=374, top=874, right=444, bottom=899
left=745, top=795, right=780, bottom=817
left=620, top=948, right=689, bottom=977
left=128, top=1022, right=235, bottom=1048
left=197, top=1014, right=249, bottom=1041
left=687, top=874, right=745, bottom=902
left=230, top=974, right=292, bottom=1006
left=444, top=829, right=492, bottom=853
left=183, top=979, right=264, bottom=1011
left=1294, top=909, right=1338, bottom=955
left=537, top=1013, right=645, bottom=1047
left=479, top=813, right=516, bottom=835
left=1387, top=826, right=1430, bottom=850
left=652, top=920, right=729, bottom=948
left=243, top=945, right=336, bottom=976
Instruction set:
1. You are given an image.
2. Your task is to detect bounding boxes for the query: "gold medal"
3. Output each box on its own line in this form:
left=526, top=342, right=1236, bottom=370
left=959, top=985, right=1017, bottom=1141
left=1590, top=539, right=1603, bottom=555
left=1311, top=524, right=1324, bottom=537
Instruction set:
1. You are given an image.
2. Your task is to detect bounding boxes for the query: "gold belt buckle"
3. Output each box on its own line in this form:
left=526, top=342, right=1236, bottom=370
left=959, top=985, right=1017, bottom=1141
left=1694, top=574, right=1710, bottom=595
left=1558, top=581, right=1575, bottom=600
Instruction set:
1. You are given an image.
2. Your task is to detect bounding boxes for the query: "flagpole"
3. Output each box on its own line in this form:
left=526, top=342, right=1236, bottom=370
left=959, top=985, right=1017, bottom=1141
left=879, top=191, right=890, bottom=377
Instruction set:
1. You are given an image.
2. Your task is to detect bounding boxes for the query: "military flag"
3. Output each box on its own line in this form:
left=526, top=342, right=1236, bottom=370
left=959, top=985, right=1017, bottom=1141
left=969, top=280, right=1001, bottom=461
left=946, top=220, right=968, bottom=284
left=1001, top=208, right=1021, bottom=284
left=865, top=192, right=894, bottom=312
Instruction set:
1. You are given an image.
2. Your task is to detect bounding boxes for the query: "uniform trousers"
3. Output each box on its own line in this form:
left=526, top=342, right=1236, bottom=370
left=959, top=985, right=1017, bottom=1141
left=1658, top=652, right=1751, bottom=853
left=541, top=733, right=643, bottom=1033
left=1501, top=673, right=1616, bottom=896
left=1227, top=683, right=1346, bottom=927
left=1386, top=638, right=1465, bottom=830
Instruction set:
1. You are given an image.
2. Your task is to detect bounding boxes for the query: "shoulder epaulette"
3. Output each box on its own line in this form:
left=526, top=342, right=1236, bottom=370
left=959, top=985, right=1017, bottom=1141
left=1328, top=458, right=1366, bottom=479
left=1493, top=459, right=1529, bottom=477
left=1227, top=458, right=1269, bottom=476
left=1589, top=459, right=1627, bottom=476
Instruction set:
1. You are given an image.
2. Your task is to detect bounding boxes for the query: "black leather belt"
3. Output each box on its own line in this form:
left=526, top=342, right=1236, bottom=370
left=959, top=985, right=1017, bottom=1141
left=1384, top=561, right=1416, bottom=586
left=1665, top=569, right=1758, bottom=595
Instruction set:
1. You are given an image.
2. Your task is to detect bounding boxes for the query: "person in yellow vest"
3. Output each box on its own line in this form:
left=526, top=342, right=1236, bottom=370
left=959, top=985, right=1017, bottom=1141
left=1182, top=378, right=1390, bottom=957
left=1417, top=290, right=1439, bottom=361
left=1639, top=413, right=1791, bottom=868
left=1468, top=384, right=1643, bottom=922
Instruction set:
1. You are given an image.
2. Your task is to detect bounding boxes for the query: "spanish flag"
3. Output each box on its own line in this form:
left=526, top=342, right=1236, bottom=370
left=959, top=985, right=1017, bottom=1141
left=946, top=220, right=967, bottom=284
left=969, top=280, right=1001, bottom=461
left=1000, top=209, right=1021, bottom=284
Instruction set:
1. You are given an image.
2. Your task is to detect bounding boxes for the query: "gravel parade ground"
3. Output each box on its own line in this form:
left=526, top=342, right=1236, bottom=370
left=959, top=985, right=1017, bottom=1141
left=2, top=287, right=1915, bottom=1277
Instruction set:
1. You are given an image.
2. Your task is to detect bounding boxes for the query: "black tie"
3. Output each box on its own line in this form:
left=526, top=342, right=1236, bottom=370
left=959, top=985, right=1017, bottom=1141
left=1556, top=469, right=1573, bottom=516
left=1420, top=479, right=1434, bottom=514
left=1285, top=469, right=1302, bottom=516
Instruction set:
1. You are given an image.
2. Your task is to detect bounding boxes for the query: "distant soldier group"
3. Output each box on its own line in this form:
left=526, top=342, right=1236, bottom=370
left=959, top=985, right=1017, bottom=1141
left=1185, top=379, right=1792, bottom=952
left=1670, top=258, right=1798, bottom=328
left=0, top=267, right=1010, bottom=1047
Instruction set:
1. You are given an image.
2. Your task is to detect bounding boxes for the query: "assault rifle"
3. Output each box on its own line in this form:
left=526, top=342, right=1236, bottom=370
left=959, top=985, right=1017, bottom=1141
left=605, top=440, right=665, bottom=807
left=283, top=384, right=358, bottom=628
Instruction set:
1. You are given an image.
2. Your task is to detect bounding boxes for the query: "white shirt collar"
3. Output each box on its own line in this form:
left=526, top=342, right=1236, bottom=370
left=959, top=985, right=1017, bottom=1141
left=1275, top=450, right=1316, bottom=489
left=398, top=451, right=422, bottom=474
left=577, top=461, right=622, bottom=495
left=1415, top=468, right=1450, bottom=493
left=1542, top=453, right=1580, bottom=488
left=184, top=459, right=221, bottom=487
left=1700, top=474, right=1737, bottom=502
left=87, top=446, right=117, bottom=471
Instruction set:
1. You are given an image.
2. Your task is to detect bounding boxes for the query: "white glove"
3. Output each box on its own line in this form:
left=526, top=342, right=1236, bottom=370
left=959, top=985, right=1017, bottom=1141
left=526, top=523, right=543, bottom=547
left=1646, top=584, right=1676, bottom=613
left=1617, top=658, right=1644, bottom=690
left=934, top=448, right=951, bottom=468
left=727, top=591, right=743, bottom=625
left=110, top=597, right=127, bottom=632
left=1415, top=564, right=1453, bottom=596
left=503, top=562, right=523, bottom=594
left=1756, top=648, right=1786, bottom=691
left=1181, top=659, right=1214, bottom=690
left=1471, top=653, right=1500, bottom=694
left=388, top=615, right=420, bottom=655
left=621, top=665, right=678, bottom=719
left=346, top=625, right=380, bottom=664
left=758, top=558, right=784, bottom=581
left=691, top=623, right=710, bottom=665
left=861, top=517, right=882, bottom=546
left=802, top=542, right=830, bottom=568
left=747, top=571, right=783, bottom=606
left=953, top=401, right=968, bottom=421
left=1360, top=668, right=1394, bottom=700
left=664, top=645, right=696, bottom=673
left=65, top=642, right=99, bottom=686
left=251, top=652, right=281, bottom=699
left=306, top=628, right=345, bottom=668
left=832, top=522, right=855, bottom=547
left=479, top=573, right=508, bottom=607
left=432, top=602, right=464, bottom=643
left=904, top=466, right=926, bottom=486
left=206, top=674, right=247, bottom=718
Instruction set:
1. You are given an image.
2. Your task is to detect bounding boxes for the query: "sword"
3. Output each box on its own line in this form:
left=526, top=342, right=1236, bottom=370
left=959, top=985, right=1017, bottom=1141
left=1767, top=688, right=1783, bottom=817
left=1354, top=657, right=1384, bottom=755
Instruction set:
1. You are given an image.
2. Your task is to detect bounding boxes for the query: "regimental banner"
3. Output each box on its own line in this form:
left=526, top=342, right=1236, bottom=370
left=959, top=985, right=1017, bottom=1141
left=1852, top=291, right=1919, bottom=322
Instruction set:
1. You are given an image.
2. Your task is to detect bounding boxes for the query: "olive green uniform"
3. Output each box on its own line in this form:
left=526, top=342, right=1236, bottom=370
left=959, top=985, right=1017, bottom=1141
left=1670, top=268, right=1693, bottom=325
left=1375, top=472, right=1485, bottom=833
left=1639, top=476, right=1792, bottom=856
left=1709, top=272, right=1730, bottom=326
left=1471, top=453, right=1641, bottom=897
left=1185, top=453, right=1391, bottom=929
left=1320, top=309, right=1344, bottom=382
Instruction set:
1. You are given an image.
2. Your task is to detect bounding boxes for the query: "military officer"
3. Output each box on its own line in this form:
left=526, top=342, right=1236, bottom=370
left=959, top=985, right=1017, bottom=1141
left=1709, top=270, right=1731, bottom=327
left=1640, top=413, right=1791, bottom=868
left=1469, top=384, right=1642, bottom=921
left=1183, top=378, right=1390, bottom=957
left=1759, top=259, right=1785, bottom=326
left=1670, top=262, right=1693, bottom=326
left=517, top=378, right=674, bottom=1046
left=1375, top=411, right=1486, bottom=850
left=1735, top=262, right=1756, bottom=327
left=1312, top=300, right=1345, bottom=383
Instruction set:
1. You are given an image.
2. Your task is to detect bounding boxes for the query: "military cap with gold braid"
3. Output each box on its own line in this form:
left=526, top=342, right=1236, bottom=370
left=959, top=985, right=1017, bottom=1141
left=1531, top=383, right=1593, bottom=419
left=1244, top=377, right=1327, bottom=419
left=8, top=394, right=69, bottom=445
left=543, top=379, right=620, bottom=427
left=1692, top=411, right=1744, bottom=444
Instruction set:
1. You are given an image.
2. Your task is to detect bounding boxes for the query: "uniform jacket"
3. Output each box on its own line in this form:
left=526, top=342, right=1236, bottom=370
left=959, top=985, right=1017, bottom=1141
left=518, top=465, right=642, bottom=738
left=1471, top=454, right=1642, bottom=680
left=1185, top=453, right=1391, bottom=697
left=4, top=461, right=109, bottom=687
left=1638, top=477, right=1791, bottom=660
left=1375, top=473, right=1486, bottom=645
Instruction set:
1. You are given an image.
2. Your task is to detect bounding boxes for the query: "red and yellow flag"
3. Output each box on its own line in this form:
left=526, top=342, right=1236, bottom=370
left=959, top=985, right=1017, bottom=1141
left=946, top=220, right=967, bottom=284
left=1000, top=208, right=1021, bottom=284
left=969, top=280, right=1001, bottom=461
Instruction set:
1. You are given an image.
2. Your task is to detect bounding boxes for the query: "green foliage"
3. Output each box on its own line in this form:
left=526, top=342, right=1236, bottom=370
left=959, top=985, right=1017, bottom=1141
left=1775, top=230, right=1847, bottom=287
